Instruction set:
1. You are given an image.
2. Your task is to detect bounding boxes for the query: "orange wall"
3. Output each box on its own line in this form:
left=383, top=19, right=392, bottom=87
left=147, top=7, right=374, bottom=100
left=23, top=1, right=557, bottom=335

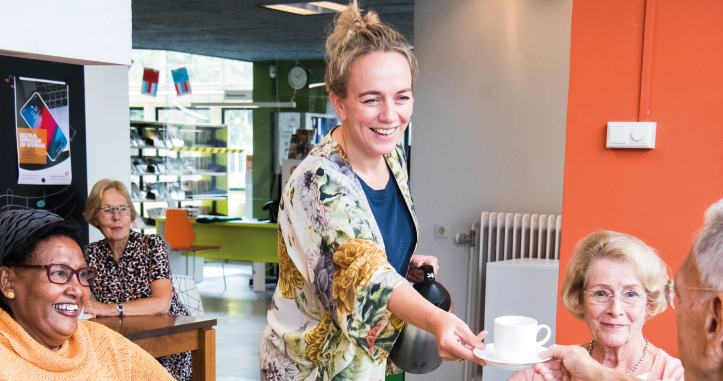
left=557, top=0, right=723, bottom=357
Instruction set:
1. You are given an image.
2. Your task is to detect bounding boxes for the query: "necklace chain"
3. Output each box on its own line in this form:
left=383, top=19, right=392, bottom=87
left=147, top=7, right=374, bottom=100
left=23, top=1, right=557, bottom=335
left=588, top=336, right=649, bottom=375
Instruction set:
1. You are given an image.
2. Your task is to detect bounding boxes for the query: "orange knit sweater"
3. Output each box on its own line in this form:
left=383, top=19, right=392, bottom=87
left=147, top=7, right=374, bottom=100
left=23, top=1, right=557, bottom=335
left=0, top=309, right=175, bottom=381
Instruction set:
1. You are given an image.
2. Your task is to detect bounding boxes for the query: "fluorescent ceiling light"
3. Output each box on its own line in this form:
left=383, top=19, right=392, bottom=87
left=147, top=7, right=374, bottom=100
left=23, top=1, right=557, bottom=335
left=263, top=2, right=345, bottom=15
left=191, top=102, right=297, bottom=109
left=309, top=2, right=347, bottom=11
left=309, top=82, right=326, bottom=88
left=263, top=4, right=319, bottom=15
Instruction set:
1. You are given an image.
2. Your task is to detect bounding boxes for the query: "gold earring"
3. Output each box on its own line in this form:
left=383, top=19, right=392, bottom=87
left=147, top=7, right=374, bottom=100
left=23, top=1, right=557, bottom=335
left=7, top=292, right=14, bottom=299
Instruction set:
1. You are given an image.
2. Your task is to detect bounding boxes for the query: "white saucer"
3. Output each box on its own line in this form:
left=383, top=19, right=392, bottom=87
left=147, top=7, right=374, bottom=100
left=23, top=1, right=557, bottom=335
left=473, top=344, right=550, bottom=370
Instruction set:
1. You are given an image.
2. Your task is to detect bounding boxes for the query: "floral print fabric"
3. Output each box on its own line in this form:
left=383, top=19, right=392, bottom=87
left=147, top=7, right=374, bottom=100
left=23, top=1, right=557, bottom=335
left=261, top=129, right=419, bottom=381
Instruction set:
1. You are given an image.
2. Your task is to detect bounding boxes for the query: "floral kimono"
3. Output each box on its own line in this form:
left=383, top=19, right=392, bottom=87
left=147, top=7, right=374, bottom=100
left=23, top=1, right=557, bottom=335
left=260, top=130, right=419, bottom=381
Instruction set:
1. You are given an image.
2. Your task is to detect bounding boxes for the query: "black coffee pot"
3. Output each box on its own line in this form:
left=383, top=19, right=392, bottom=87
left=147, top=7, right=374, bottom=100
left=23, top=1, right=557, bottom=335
left=388, top=265, right=452, bottom=374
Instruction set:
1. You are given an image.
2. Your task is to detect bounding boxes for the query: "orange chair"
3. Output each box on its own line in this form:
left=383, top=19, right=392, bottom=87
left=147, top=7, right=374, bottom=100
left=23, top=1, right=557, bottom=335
left=165, top=209, right=226, bottom=290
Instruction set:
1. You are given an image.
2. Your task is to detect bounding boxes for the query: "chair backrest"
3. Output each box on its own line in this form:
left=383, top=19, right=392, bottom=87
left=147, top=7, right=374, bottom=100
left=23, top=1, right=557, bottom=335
left=171, top=274, right=204, bottom=317
left=165, top=209, right=196, bottom=250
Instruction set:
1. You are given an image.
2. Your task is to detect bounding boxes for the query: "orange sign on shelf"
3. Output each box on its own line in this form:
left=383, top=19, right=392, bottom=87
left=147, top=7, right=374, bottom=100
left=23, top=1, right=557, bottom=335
left=17, top=128, right=47, bottom=164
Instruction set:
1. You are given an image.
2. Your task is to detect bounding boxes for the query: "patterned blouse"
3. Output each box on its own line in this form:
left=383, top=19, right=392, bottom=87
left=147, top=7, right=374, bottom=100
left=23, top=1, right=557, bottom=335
left=260, top=130, right=419, bottom=381
left=85, top=230, right=191, bottom=381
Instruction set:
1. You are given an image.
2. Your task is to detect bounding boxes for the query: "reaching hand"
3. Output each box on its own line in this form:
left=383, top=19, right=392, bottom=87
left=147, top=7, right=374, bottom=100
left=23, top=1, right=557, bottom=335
left=534, top=358, right=567, bottom=381
left=406, top=254, right=440, bottom=283
left=533, top=345, right=630, bottom=381
left=429, top=311, right=488, bottom=367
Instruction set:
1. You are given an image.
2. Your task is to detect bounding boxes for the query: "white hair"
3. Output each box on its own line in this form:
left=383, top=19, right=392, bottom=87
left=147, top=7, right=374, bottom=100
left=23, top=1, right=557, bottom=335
left=692, top=198, right=723, bottom=291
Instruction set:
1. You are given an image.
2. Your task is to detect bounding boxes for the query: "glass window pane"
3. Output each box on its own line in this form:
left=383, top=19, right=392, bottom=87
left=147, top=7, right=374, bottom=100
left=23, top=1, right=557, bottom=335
left=129, top=109, right=144, bottom=121
left=158, top=108, right=212, bottom=124
left=224, top=109, right=253, bottom=153
left=227, top=62, right=253, bottom=88
left=128, top=50, right=157, bottom=88
left=164, top=51, right=222, bottom=85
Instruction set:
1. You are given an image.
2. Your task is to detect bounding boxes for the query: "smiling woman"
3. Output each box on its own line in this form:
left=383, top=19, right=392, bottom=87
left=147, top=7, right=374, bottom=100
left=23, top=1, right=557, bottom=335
left=83, top=179, right=192, bottom=380
left=0, top=209, right=174, bottom=380
left=259, top=1, right=487, bottom=380
left=508, top=231, right=684, bottom=381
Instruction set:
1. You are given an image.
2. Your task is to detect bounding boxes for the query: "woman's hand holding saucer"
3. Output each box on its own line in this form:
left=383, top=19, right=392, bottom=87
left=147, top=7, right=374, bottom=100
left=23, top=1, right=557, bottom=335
left=429, top=311, right=488, bottom=366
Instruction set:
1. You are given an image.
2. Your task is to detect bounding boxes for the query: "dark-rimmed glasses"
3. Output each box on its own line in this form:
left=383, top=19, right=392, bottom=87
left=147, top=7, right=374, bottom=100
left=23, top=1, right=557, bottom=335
left=665, top=279, right=720, bottom=309
left=15, top=264, right=97, bottom=287
left=98, top=205, right=131, bottom=218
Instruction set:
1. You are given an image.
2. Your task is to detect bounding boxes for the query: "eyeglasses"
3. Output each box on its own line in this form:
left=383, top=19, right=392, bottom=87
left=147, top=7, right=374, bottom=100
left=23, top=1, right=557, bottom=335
left=586, top=289, right=648, bottom=306
left=15, top=264, right=98, bottom=287
left=98, top=205, right=131, bottom=218
left=664, top=279, right=720, bottom=310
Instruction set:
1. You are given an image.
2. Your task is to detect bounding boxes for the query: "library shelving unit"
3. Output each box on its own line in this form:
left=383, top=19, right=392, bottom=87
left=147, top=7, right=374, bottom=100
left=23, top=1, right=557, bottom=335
left=129, top=120, right=243, bottom=232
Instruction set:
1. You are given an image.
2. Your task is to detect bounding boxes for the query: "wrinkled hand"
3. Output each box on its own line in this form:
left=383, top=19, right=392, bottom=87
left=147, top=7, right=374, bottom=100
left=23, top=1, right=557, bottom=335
left=83, top=299, right=112, bottom=317
left=533, top=345, right=604, bottom=381
left=406, top=254, right=440, bottom=283
left=429, top=311, right=488, bottom=367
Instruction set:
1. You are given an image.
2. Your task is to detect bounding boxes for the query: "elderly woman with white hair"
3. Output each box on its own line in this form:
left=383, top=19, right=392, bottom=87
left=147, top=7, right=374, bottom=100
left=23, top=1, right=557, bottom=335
left=509, top=231, right=684, bottom=381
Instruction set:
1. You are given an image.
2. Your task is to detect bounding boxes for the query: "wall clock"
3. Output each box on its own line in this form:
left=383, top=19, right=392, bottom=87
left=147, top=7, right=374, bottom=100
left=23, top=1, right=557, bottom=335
left=288, top=66, right=308, bottom=90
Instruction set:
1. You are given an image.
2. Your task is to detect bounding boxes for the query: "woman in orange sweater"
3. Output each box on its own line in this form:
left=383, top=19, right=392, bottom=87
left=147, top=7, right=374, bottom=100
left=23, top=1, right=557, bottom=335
left=0, top=209, right=175, bottom=381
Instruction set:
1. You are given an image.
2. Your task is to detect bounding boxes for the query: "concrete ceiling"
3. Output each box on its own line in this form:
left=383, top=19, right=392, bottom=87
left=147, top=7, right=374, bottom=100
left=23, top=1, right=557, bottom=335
left=132, top=0, right=414, bottom=62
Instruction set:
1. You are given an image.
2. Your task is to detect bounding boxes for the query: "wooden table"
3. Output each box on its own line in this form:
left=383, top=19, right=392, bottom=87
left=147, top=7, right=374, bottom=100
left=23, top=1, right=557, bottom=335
left=92, top=315, right=217, bottom=381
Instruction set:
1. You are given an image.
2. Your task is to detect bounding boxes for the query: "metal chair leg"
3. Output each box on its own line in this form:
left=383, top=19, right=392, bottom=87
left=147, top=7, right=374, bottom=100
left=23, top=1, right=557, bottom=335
left=220, top=248, right=226, bottom=291
left=192, top=251, right=196, bottom=281
left=185, top=251, right=188, bottom=276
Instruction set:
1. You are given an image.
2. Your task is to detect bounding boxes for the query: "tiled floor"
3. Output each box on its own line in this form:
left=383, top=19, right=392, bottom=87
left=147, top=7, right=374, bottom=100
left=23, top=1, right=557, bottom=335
left=197, top=262, right=274, bottom=381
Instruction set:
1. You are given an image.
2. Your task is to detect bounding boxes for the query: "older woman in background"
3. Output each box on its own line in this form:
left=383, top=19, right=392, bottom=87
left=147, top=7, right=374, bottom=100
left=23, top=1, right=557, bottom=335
left=82, top=179, right=191, bottom=380
left=509, top=231, right=683, bottom=381
left=0, top=209, right=174, bottom=380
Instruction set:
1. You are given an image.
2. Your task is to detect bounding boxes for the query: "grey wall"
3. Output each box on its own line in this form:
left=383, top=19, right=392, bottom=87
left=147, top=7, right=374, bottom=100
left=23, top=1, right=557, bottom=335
left=410, top=0, right=572, bottom=379
left=84, top=65, right=131, bottom=243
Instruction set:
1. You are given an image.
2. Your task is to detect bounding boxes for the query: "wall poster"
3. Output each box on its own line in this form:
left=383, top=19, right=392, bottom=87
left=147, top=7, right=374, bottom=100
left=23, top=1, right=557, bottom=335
left=275, top=112, right=300, bottom=174
left=14, top=77, right=72, bottom=184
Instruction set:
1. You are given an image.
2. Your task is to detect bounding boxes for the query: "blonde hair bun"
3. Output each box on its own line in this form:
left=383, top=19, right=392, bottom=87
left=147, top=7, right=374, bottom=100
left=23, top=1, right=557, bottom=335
left=325, top=0, right=417, bottom=99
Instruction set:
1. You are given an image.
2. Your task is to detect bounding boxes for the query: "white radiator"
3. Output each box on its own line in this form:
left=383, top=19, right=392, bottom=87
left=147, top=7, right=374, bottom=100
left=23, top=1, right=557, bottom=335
left=463, top=213, right=562, bottom=381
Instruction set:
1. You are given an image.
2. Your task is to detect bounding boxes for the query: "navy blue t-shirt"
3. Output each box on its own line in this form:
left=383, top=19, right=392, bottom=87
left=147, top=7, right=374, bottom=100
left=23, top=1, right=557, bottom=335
left=358, top=173, right=417, bottom=277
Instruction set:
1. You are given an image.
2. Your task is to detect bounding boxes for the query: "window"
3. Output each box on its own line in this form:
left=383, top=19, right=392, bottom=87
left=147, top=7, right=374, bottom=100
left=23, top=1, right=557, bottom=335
left=224, top=109, right=253, bottom=190
left=128, top=49, right=252, bottom=94
left=164, top=51, right=222, bottom=88
left=157, top=108, right=212, bottom=124
left=224, top=109, right=253, bottom=153
left=225, top=61, right=253, bottom=89
left=128, top=50, right=157, bottom=92
left=129, top=108, right=144, bottom=121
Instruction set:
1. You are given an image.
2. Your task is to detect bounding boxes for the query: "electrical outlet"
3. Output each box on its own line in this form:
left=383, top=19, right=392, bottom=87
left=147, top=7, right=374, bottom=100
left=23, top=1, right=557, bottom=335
left=434, top=223, right=449, bottom=239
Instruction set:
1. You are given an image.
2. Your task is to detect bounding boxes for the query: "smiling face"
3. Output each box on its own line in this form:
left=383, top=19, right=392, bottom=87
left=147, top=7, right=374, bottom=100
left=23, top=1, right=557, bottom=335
left=331, top=51, right=413, bottom=159
left=8, top=236, right=90, bottom=350
left=97, top=188, right=131, bottom=242
left=583, top=258, right=650, bottom=349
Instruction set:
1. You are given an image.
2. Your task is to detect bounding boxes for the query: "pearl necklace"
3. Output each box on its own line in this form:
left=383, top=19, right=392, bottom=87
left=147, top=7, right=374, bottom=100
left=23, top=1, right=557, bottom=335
left=588, top=336, right=649, bottom=375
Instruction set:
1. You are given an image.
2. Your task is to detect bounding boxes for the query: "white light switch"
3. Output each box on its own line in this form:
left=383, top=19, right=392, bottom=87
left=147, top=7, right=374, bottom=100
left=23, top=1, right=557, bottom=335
left=606, top=122, right=656, bottom=149
left=609, top=126, right=627, bottom=144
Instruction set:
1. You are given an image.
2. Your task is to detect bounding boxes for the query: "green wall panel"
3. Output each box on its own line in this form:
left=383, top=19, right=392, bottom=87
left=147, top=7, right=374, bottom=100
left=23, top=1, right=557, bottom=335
left=251, top=59, right=328, bottom=219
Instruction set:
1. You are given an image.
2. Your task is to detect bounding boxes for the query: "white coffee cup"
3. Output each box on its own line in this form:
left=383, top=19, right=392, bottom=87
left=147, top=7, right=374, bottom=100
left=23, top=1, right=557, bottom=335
left=494, top=316, right=551, bottom=362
